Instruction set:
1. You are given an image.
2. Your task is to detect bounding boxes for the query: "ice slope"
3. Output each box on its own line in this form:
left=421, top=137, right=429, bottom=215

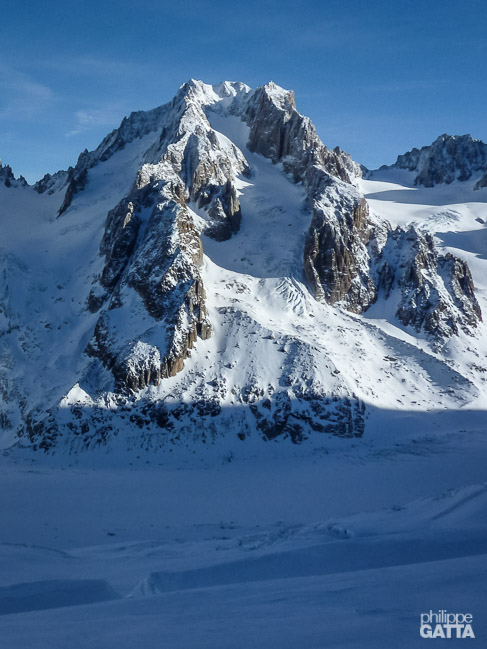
left=0, top=580, right=120, bottom=616
left=2, top=556, right=484, bottom=648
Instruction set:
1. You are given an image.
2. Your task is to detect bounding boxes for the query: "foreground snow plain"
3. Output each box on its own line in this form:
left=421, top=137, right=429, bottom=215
left=1, top=421, right=486, bottom=647
left=2, top=164, right=487, bottom=647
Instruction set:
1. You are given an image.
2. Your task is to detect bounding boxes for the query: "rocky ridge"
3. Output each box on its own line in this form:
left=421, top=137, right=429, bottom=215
left=84, top=81, right=255, bottom=393
left=383, top=134, right=487, bottom=188
left=232, top=84, right=481, bottom=336
left=231, top=82, right=377, bottom=313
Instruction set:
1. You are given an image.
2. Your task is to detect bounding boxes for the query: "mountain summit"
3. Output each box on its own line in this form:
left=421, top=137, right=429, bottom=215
left=0, top=80, right=485, bottom=455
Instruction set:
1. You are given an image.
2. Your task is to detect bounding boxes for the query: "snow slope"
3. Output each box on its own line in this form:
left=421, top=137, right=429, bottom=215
left=359, top=169, right=487, bottom=409
left=0, top=133, right=157, bottom=443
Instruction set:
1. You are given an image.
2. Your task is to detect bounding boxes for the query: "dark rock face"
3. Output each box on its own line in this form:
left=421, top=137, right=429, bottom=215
left=58, top=161, right=89, bottom=216
left=438, top=255, right=482, bottom=327
left=304, top=188, right=377, bottom=312
left=0, top=163, right=15, bottom=187
left=34, top=170, right=68, bottom=195
left=249, top=391, right=365, bottom=443
left=474, top=170, right=487, bottom=190
left=50, top=388, right=366, bottom=451
left=241, top=82, right=360, bottom=184
left=204, top=179, right=242, bottom=241
left=375, top=226, right=481, bottom=340
left=392, top=134, right=487, bottom=187
left=87, top=176, right=211, bottom=393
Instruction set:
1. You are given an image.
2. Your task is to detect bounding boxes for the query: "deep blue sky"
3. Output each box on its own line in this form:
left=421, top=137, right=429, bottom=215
left=1, top=0, right=486, bottom=182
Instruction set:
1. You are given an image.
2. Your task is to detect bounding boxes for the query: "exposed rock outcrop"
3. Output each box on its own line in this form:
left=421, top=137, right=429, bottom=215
left=375, top=226, right=481, bottom=340
left=238, top=87, right=482, bottom=337
left=303, top=183, right=378, bottom=312
left=87, top=175, right=211, bottom=393
left=34, top=169, right=68, bottom=195
left=391, top=134, right=487, bottom=188
left=474, top=170, right=487, bottom=190
left=153, top=80, right=250, bottom=240
left=0, top=161, right=27, bottom=188
left=240, top=82, right=361, bottom=183
left=57, top=158, right=89, bottom=215
left=237, top=82, right=376, bottom=313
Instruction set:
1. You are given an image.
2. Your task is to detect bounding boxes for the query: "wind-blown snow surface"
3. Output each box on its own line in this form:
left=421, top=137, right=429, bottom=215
left=1, top=430, right=486, bottom=647
left=1, top=83, right=487, bottom=646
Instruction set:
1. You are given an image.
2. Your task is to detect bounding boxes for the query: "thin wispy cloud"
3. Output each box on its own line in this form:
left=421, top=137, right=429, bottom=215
left=0, top=62, right=55, bottom=120
left=65, top=107, right=124, bottom=137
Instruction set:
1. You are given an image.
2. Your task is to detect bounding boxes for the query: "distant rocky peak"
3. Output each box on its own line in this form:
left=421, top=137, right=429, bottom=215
left=0, top=160, right=27, bottom=188
left=0, top=161, right=15, bottom=187
left=392, top=133, right=487, bottom=187
left=33, top=169, right=68, bottom=195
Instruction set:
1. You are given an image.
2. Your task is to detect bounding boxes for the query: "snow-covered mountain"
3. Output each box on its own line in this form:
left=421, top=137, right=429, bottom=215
left=2, top=80, right=487, bottom=649
left=1, top=80, right=487, bottom=456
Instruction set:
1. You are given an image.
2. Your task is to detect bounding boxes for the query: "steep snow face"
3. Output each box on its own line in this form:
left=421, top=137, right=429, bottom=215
left=376, top=134, right=487, bottom=188
left=0, top=132, right=157, bottom=447
left=1, top=80, right=487, bottom=454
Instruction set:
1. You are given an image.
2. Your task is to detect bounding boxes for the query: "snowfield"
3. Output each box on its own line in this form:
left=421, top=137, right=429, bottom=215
left=0, top=428, right=486, bottom=647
